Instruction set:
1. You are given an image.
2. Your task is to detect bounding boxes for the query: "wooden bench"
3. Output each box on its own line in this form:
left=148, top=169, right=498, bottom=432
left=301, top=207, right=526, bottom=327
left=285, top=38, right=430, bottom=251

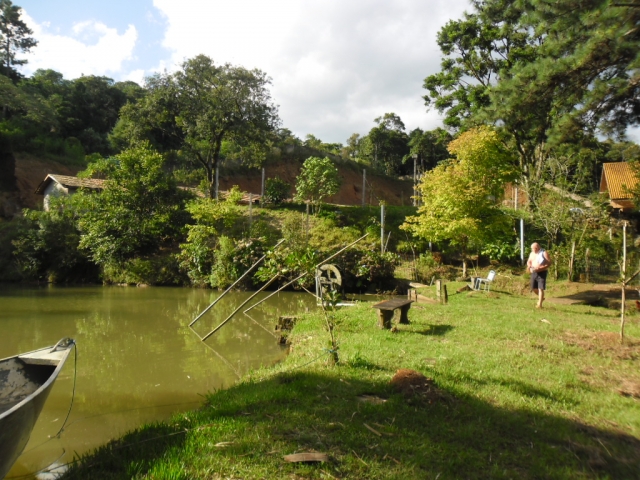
left=372, top=298, right=413, bottom=329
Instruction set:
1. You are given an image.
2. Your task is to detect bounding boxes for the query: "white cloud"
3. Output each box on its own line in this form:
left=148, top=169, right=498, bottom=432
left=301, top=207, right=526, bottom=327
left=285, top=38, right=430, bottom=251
left=152, top=0, right=470, bottom=143
left=20, top=12, right=138, bottom=79
left=124, top=69, right=146, bottom=85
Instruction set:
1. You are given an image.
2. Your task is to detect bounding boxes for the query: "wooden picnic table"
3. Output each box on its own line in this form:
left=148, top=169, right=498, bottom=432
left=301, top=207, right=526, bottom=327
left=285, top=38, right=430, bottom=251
left=372, top=298, right=413, bottom=329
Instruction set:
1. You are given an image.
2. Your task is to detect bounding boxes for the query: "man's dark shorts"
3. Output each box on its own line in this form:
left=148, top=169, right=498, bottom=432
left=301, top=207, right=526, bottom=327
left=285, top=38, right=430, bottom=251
left=530, top=270, right=547, bottom=291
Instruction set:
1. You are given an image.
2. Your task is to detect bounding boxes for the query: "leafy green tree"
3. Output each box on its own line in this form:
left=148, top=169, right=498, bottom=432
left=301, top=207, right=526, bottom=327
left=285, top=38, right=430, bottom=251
left=424, top=0, right=537, bottom=130
left=362, top=113, right=410, bottom=174
left=0, top=0, right=36, bottom=81
left=177, top=195, right=243, bottom=286
left=344, top=133, right=362, bottom=161
left=16, top=70, right=140, bottom=155
left=294, top=156, right=341, bottom=214
left=264, top=177, right=290, bottom=205
left=504, top=0, right=640, bottom=140
left=423, top=0, right=549, bottom=187
left=303, top=134, right=323, bottom=150
left=402, top=127, right=516, bottom=276
left=109, top=72, right=184, bottom=154
left=0, top=74, right=55, bottom=176
left=12, top=195, right=98, bottom=282
left=115, top=55, right=280, bottom=198
left=426, top=0, right=640, bottom=192
left=65, top=75, right=136, bottom=153
left=406, top=127, right=452, bottom=173
left=76, top=144, right=189, bottom=267
left=273, top=128, right=301, bottom=147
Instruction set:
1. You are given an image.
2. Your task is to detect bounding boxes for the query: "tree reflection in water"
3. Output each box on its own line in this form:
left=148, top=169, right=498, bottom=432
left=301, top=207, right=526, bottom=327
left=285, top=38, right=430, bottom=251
left=0, top=285, right=317, bottom=479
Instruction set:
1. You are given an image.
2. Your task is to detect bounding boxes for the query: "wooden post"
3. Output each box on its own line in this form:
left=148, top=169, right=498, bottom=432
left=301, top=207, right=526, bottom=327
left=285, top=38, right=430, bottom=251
left=568, top=240, right=576, bottom=281
left=621, top=222, right=627, bottom=343
left=585, top=248, right=590, bottom=283
left=380, top=204, right=385, bottom=254
left=362, top=169, right=366, bottom=207
left=261, top=167, right=265, bottom=204
left=276, top=316, right=298, bottom=331
left=436, top=280, right=448, bottom=304
left=413, top=155, right=417, bottom=207
left=306, top=202, right=310, bottom=244
left=520, top=218, right=525, bottom=265
left=249, top=193, right=253, bottom=228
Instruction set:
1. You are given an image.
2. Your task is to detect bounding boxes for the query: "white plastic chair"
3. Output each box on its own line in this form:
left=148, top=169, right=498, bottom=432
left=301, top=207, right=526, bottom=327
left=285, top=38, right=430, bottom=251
left=475, top=270, right=496, bottom=292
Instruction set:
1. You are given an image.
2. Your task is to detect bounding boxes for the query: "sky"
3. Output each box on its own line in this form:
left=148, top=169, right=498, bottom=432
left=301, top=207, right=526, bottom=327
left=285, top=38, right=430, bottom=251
left=17, top=0, right=471, bottom=144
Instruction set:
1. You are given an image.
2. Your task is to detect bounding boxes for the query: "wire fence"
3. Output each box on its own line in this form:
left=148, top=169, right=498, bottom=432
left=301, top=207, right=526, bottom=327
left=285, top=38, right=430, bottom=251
left=394, top=253, right=634, bottom=286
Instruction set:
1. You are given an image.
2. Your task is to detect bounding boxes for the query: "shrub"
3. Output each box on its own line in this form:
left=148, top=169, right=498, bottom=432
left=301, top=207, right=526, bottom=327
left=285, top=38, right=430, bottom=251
left=210, top=237, right=266, bottom=289
left=102, top=255, right=187, bottom=286
left=0, top=218, right=27, bottom=281
left=264, top=178, right=290, bottom=205
left=12, top=196, right=99, bottom=283
left=414, top=252, right=457, bottom=282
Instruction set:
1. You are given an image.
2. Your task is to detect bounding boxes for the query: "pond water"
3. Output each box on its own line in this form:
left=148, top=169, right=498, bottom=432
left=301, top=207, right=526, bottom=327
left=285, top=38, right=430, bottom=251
left=0, top=285, right=317, bottom=479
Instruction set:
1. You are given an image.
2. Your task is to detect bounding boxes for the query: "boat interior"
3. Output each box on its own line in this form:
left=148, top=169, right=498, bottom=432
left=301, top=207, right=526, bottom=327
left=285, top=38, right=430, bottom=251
left=0, top=359, right=56, bottom=414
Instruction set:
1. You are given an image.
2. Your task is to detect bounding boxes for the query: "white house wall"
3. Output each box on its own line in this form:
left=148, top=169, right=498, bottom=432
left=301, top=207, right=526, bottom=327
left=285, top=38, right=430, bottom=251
left=43, top=182, right=69, bottom=211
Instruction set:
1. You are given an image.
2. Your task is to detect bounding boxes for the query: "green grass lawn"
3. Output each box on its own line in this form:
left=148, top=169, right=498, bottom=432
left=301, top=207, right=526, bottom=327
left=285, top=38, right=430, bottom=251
left=62, top=282, right=640, bottom=479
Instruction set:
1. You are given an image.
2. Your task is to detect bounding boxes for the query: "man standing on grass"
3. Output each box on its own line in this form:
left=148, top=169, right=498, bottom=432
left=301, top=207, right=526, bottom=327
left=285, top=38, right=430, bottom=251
left=527, top=242, right=551, bottom=308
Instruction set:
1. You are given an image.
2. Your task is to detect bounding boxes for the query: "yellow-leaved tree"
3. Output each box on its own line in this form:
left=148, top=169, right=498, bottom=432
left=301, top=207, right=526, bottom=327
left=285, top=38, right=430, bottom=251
left=402, top=126, right=517, bottom=276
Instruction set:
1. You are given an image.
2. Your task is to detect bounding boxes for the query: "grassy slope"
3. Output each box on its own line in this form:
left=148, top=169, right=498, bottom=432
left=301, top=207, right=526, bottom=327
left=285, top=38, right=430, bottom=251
left=62, top=283, right=640, bottom=479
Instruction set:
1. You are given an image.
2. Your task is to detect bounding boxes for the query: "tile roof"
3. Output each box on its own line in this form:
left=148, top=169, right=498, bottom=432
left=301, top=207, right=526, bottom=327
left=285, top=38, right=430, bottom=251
left=600, top=162, right=638, bottom=200
left=35, top=174, right=261, bottom=204
left=35, top=174, right=106, bottom=194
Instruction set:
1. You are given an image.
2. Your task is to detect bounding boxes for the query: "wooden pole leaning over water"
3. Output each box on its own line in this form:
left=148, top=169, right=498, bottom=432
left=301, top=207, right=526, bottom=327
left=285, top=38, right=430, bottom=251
left=189, top=238, right=286, bottom=327
left=243, top=233, right=370, bottom=314
left=201, top=274, right=281, bottom=341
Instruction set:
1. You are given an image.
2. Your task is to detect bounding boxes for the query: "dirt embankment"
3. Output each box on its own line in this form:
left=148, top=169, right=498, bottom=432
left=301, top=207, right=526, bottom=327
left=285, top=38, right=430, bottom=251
left=7, top=154, right=413, bottom=214
left=220, top=159, right=413, bottom=207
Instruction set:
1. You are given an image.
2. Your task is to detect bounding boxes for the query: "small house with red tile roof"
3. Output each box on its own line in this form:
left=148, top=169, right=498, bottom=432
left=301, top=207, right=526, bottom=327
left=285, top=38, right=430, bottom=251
left=35, top=174, right=106, bottom=211
left=599, top=162, right=638, bottom=212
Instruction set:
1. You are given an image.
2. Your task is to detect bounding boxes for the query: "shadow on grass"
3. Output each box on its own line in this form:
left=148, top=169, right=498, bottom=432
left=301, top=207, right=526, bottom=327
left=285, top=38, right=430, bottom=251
left=465, top=373, right=581, bottom=406
left=61, top=370, right=640, bottom=480
left=408, top=324, right=455, bottom=336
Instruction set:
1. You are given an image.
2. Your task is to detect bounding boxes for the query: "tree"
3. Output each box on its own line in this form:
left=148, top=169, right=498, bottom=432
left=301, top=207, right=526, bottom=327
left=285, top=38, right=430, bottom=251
left=362, top=113, right=410, bottom=174
left=12, top=195, right=98, bottom=282
left=76, top=144, right=189, bottom=267
left=0, top=0, right=36, bottom=81
left=406, top=127, right=452, bottom=173
left=426, top=0, right=640, bottom=192
left=506, top=0, right=640, bottom=141
left=115, top=55, right=280, bottom=198
left=424, top=0, right=548, bottom=186
left=424, top=0, right=537, bottom=130
left=344, top=133, right=362, bottom=161
left=19, top=70, right=140, bottom=155
left=294, top=156, right=341, bottom=213
left=402, top=127, right=516, bottom=276
left=264, top=177, right=290, bottom=205
left=303, top=134, right=323, bottom=150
